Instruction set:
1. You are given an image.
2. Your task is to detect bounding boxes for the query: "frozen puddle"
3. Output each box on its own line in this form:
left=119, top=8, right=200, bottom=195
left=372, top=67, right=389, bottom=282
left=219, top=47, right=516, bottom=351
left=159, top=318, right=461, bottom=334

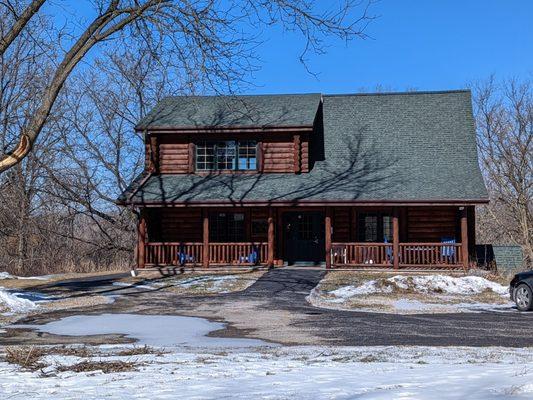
left=13, top=313, right=271, bottom=348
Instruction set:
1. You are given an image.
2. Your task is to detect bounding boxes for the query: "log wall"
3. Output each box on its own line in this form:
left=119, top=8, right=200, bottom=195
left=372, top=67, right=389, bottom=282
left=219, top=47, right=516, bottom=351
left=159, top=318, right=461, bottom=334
left=405, top=206, right=458, bottom=242
left=145, top=132, right=310, bottom=174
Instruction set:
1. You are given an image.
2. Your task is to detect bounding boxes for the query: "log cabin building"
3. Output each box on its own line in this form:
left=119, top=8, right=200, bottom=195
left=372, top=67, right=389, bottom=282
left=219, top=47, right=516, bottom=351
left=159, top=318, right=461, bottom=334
left=117, top=90, right=489, bottom=270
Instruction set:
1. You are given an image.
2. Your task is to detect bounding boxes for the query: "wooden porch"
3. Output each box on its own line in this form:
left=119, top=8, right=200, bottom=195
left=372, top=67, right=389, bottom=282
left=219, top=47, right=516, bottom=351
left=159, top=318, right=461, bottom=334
left=136, top=205, right=474, bottom=270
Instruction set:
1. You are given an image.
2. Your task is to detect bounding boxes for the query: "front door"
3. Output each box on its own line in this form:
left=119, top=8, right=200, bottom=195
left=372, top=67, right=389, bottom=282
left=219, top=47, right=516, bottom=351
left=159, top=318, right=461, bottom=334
left=283, top=212, right=325, bottom=265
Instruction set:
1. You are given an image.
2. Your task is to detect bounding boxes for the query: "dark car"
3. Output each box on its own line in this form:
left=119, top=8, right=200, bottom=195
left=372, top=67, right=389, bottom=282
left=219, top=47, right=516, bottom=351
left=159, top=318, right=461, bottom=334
left=510, top=271, right=533, bottom=311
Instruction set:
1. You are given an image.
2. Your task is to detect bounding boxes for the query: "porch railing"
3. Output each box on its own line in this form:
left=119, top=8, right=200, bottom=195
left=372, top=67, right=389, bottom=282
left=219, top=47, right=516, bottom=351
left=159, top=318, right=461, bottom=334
left=209, top=242, right=268, bottom=265
left=331, top=243, right=393, bottom=267
left=143, top=242, right=268, bottom=267
left=145, top=242, right=203, bottom=266
left=332, top=242, right=463, bottom=269
left=399, top=243, right=462, bottom=268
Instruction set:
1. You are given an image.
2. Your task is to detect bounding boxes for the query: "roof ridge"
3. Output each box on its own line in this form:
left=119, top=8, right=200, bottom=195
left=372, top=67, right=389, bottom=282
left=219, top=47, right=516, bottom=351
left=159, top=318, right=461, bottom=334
left=324, top=89, right=470, bottom=97
left=162, top=93, right=322, bottom=100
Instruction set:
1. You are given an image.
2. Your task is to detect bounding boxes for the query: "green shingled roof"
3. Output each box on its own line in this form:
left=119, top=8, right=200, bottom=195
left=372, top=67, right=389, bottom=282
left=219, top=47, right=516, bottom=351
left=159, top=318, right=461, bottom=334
left=135, top=93, right=322, bottom=130
left=120, top=90, right=489, bottom=204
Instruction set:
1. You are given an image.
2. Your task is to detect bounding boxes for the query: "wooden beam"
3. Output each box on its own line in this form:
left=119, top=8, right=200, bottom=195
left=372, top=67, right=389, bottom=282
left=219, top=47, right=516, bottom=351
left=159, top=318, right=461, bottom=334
left=188, top=142, right=195, bottom=173
left=257, top=141, right=264, bottom=172
left=267, top=208, right=275, bottom=267
left=149, top=135, right=159, bottom=174
left=203, top=210, right=209, bottom=267
left=137, top=210, right=147, bottom=268
left=460, top=207, right=469, bottom=270
left=293, top=134, right=301, bottom=174
left=392, top=207, right=399, bottom=269
left=325, top=207, right=332, bottom=269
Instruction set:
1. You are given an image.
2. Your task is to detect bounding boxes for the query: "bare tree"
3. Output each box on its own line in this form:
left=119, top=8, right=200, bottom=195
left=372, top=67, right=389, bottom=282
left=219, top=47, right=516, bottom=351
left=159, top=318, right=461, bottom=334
left=0, top=0, right=374, bottom=173
left=473, top=77, right=533, bottom=265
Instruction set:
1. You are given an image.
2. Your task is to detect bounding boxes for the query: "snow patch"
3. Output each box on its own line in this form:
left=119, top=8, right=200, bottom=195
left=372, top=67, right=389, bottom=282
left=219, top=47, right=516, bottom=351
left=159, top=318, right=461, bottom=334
left=389, top=275, right=509, bottom=296
left=308, top=275, right=513, bottom=314
left=0, top=271, right=53, bottom=280
left=0, top=287, right=38, bottom=314
left=173, top=275, right=240, bottom=293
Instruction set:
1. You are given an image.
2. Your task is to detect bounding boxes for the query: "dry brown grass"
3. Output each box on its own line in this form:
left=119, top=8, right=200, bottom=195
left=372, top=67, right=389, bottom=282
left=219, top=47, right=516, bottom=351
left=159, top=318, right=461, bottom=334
left=2, top=345, right=147, bottom=374
left=3, top=346, right=46, bottom=371
left=116, top=345, right=166, bottom=357
left=2, top=345, right=104, bottom=371
left=56, top=360, right=138, bottom=373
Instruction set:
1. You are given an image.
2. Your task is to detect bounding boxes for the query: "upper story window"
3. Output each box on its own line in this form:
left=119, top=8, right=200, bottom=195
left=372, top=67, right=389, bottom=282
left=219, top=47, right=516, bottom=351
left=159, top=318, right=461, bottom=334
left=196, top=141, right=257, bottom=171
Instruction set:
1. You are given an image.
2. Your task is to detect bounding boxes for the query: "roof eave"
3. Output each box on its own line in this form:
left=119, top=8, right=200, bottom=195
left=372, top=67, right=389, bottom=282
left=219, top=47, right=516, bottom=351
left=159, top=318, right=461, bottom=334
left=134, top=125, right=315, bottom=133
left=117, top=198, right=490, bottom=207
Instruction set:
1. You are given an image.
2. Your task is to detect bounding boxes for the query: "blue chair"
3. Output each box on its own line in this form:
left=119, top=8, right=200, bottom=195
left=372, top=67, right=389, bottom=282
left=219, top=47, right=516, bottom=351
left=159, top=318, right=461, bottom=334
left=441, top=237, right=456, bottom=261
left=384, top=236, right=393, bottom=263
left=178, top=245, right=195, bottom=266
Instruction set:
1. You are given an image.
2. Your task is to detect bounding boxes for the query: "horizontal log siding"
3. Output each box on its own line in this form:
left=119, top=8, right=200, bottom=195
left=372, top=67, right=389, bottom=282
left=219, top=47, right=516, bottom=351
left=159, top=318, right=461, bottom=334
left=158, top=136, right=190, bottom=173
left=332, top=207, right=351, bottom=242
left=406, top=206, right=457, bottom=242
left=301, top=139, right=309, bottom=173
left=262, top=133, right=309, bottom=173
left=153, top=208, right=202, bottom=242
left=262, top=140, right=295, bottom=172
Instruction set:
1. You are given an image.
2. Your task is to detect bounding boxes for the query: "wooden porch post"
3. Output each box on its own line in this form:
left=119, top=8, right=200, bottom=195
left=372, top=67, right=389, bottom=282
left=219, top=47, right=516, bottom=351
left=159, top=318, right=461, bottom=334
left=267, top=208, right=275, bottom=267
left=137, top=209, right=147, bottom=269
left=325, top=207, right=332, bottom=269
left=460, top=207, right=469, bottom=269
left=203, top=210, right=209, bottom=268
left=392, top=207, right=399, bottom=269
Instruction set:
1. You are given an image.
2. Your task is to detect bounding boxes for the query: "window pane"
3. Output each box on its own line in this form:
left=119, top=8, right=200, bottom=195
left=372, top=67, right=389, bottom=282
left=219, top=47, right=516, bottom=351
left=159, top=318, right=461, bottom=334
left=382, top=216, right=393, bottom=241
left=237, top=141, right=257, bottom=170
left=251, top=219, right=268, bottom=236
left=209, top=212, right=245, bottom=242
left=358, top=214, right=378, bottom=242
left=196, top=142, right=215, bottom=170
left=216, top=141, right=236, bottom=170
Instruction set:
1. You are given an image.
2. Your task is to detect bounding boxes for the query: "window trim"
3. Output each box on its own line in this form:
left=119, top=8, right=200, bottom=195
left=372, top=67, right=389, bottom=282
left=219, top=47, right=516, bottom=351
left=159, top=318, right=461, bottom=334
left=195, top=140, right=258, bottom=172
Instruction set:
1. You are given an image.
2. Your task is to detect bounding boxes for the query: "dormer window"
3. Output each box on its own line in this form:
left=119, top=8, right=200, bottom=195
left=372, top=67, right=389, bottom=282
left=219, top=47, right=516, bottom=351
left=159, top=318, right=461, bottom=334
left=196, top=140, right=257, bottom=171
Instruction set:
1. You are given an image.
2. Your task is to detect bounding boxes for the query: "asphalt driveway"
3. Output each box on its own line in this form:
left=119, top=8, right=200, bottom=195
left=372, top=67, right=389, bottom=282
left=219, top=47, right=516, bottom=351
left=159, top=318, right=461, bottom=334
left=2, top=268, right=532, bottom=347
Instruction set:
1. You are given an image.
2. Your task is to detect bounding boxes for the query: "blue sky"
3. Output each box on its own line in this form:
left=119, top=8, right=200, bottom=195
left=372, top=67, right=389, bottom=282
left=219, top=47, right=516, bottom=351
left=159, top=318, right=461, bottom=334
left=249, top=0, right=533, bottom=94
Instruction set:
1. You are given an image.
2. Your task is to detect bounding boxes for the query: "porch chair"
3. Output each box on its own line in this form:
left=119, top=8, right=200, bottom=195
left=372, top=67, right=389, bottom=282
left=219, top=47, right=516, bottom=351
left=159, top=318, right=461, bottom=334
left=441, top=237, right=456, bottom=263
left=239, top=246, right=260, bottom=265
left=178, top=245, right=195, bottom=266
left=384, top=236, right=393, bottom=264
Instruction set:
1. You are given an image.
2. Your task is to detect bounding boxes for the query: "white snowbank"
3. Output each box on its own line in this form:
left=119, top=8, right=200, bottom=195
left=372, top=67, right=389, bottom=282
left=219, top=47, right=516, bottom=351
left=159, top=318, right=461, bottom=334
left=308, top=275, right=512, bottom=314
left=0, top=287, right=38, bottom=314
left=328, top=275, right=508, bottom=301
left=0, top=345, right=532, bottom=399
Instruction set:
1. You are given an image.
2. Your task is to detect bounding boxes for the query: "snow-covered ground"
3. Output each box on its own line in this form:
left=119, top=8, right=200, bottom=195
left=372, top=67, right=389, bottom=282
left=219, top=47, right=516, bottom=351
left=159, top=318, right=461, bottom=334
left=2, top=312, right=533, bottom=399
left=1, top=344, right=532, bottom=399
left=0, top=287, right=41, bottom=314
left=308, top=274, right=514, bottom=314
